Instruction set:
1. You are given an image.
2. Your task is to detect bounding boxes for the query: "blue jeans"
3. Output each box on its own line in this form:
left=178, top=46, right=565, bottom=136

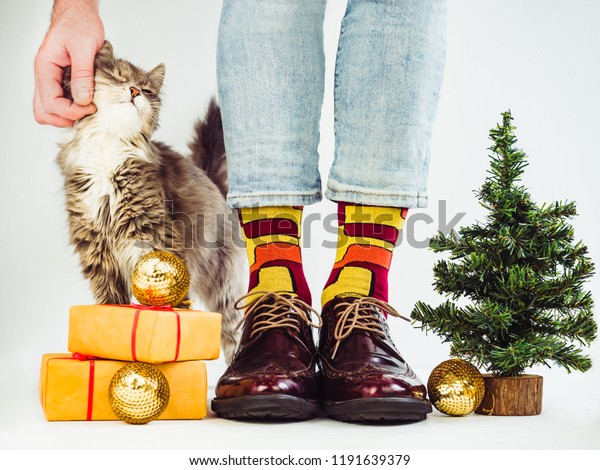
left=217, top=0, right=446, bottom=209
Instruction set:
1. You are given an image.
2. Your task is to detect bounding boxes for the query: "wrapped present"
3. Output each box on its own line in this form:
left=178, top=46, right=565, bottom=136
left=39, top=353, right=208, bottom=421
left=68, top=304, right=221, bottom=363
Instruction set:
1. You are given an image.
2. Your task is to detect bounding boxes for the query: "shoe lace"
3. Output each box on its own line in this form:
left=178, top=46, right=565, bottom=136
left=331, top=297, right=411, bottom=359
left=234, top=291, right=322, bottom=338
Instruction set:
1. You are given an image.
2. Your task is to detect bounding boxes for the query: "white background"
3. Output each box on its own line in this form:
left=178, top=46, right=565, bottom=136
left=0, top=0, right=599, bottom=456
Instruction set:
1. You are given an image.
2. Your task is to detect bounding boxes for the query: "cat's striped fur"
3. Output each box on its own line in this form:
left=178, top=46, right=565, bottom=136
left=57, top=41, right=245, bottom=363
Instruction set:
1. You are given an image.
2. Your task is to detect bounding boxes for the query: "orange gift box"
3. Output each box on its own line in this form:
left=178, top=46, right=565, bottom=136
left=39, top=353, right=208, bottom=421
left=68, top=304, right=221, bottom=363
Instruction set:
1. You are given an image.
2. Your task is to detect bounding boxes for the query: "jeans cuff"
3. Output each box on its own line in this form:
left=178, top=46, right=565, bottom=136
left=226, top=190, right=323, bottom=209
left=325, top=179, right=428, bottom=208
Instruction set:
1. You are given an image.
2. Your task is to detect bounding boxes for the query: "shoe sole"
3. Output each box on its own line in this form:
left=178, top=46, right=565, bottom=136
left=324, top=397, right=433, bottom=423
left=212, top=395, right=320, bottom=421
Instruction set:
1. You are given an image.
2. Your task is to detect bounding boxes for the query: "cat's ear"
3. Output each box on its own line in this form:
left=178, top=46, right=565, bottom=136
left=99, top=40, right=114, bottom=58
left=62, top=65, right=73, bottom=100
left=147, top=63, right=166, bottom=90
left=95, top=40, right=116, bottom=68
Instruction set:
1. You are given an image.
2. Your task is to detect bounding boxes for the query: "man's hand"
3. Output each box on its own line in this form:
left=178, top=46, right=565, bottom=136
left=34, top=0, right=104, bottom=127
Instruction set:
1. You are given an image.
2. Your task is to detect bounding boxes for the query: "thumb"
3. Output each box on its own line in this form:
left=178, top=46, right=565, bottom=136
left=69, top=44, right=97, bottom=105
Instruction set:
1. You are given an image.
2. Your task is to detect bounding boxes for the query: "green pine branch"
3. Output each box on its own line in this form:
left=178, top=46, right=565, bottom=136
left=411, top=111, right=597, bottom=376
left=529, top=308, right=597, bottom=345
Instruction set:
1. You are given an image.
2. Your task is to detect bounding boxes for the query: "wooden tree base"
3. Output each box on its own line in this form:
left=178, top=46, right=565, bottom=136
left=474, top=374, right=543, bottom=416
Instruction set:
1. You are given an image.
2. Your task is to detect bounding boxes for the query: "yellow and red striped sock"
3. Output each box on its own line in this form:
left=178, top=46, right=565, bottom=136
left=239, top=206, right=311, bottom=304
left=321, top=202, right=407, bottom=310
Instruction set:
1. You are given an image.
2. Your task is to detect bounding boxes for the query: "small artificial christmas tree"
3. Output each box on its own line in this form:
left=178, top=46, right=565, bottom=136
left=412, top=111, right=597, bottom=380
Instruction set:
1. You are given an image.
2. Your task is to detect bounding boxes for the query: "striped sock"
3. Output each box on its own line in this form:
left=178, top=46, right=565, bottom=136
left=239, top=206, right=311, bottom=304
left=321, top=202, right=407, bottom=309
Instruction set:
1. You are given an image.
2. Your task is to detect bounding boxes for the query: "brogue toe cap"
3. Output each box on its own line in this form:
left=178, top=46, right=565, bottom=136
left=216, top=372, right=317, bottom=400
left=322, top=370, right=427, bottom=402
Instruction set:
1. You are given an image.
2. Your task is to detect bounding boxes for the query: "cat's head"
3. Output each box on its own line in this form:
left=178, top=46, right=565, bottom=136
left=64, top=41, right=165, bottom=138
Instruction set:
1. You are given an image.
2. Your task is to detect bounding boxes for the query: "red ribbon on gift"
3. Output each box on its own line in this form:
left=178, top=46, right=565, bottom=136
left=55, top=353, right=97, bottom=420
left=71, top=352, right=97, bottom=361
left=111, top=303, right=181, bottom=362
left=86, top=360, right=95, bottom=421
left=104, top=303, right=182, bottom=362
left=70, top=352, right=96, bottom=420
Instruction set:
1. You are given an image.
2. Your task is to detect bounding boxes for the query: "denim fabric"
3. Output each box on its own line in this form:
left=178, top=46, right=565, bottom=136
left=217, top=0, right=446, bottom=209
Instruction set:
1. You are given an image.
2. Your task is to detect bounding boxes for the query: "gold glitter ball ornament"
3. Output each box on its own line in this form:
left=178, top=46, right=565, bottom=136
left=427, top=358, right=485, bottom=416
left=108, top=362, right=170, bottom=424
left=131, top=251, right=190, bottom=306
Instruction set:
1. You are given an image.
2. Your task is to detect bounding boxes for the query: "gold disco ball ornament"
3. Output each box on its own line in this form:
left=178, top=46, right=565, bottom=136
left=131, top=251, right=190, bottom=306
left=427, top=358, right=485, bottom=417
left=108, top=362, right=170, bottom=424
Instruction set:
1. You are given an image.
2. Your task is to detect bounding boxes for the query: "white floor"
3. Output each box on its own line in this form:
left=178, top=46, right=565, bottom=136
left=1, top=356, right=599, bottom=452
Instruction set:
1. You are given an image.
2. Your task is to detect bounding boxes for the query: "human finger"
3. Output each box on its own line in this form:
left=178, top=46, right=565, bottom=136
left=68, top=41, right=98, bottom=105
left=35, top=56, right=95, bottom=121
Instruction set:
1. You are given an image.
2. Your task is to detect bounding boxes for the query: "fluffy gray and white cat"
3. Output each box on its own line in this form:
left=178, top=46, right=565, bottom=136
left=56, top=41, right=245, bottom=363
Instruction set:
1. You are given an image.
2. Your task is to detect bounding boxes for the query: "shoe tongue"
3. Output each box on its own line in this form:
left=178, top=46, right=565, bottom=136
left=329, top=296, right=379, bottom=319
left=324, top=296, right=359, bottom=314
left=239, top=293, right=311, bottom=347
left=241, top=320, right=313, bottom=361
left=326, top=296, right=388, bottom=345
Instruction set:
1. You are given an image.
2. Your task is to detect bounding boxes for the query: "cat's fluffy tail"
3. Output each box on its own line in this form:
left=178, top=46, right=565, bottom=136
left=189, top=99, right=228, bottom=198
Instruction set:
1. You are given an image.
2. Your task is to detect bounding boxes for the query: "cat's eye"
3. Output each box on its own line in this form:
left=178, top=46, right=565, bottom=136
left=142, top=89, right=154, bottom=96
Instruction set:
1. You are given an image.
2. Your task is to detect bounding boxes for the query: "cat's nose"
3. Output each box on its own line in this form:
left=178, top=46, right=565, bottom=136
left=130, top=86, right=141, bottom=99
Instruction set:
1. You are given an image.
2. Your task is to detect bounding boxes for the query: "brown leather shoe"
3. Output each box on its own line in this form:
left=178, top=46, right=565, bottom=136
left=319, top=296, right=432, bottom=423
left=211, top=291, right=322, bottom=420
